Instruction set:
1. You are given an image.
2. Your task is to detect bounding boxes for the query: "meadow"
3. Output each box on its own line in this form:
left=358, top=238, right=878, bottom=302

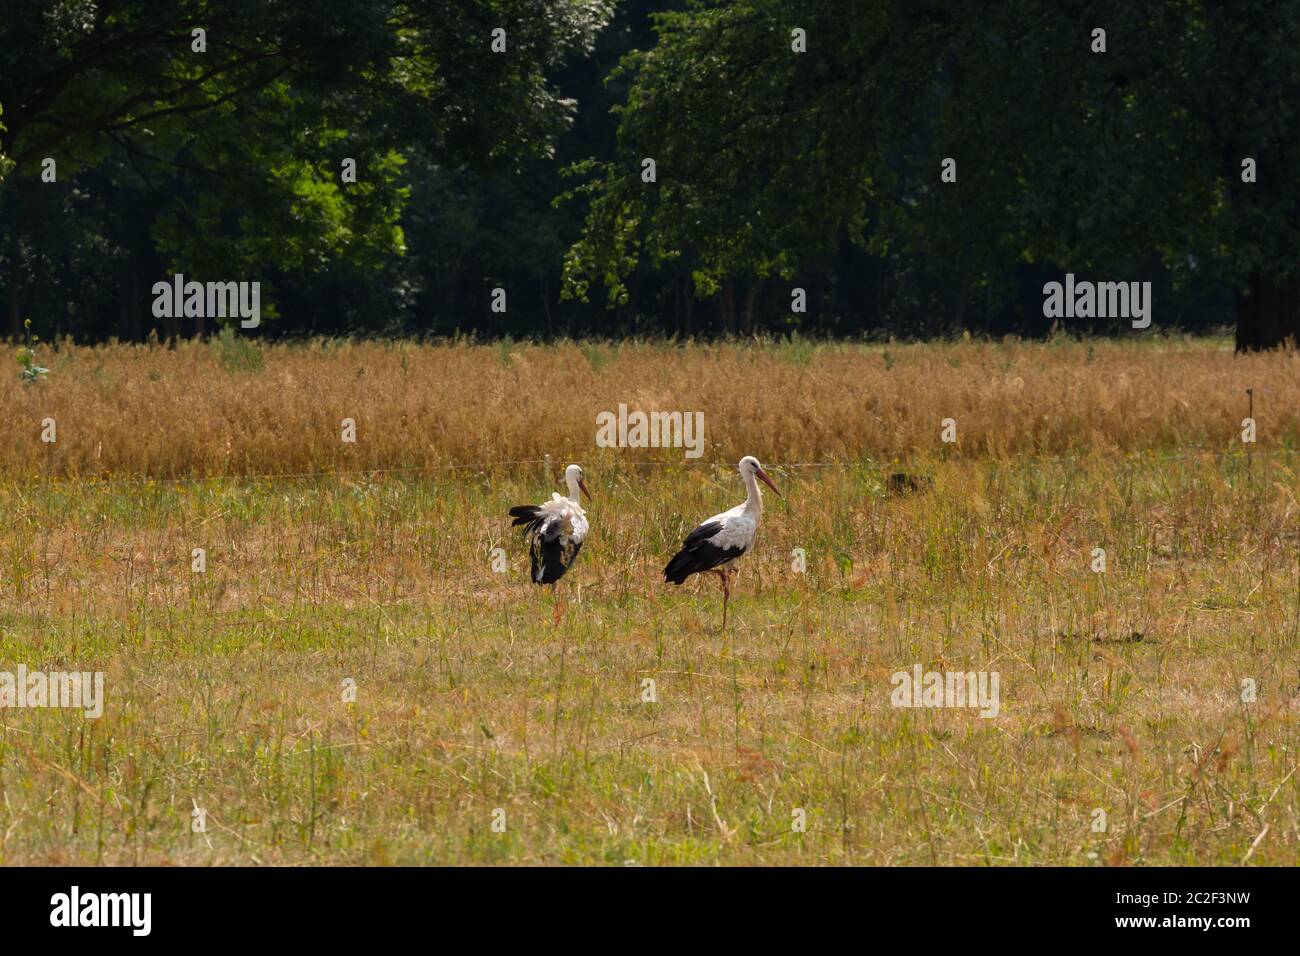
left=2, top=335, right=1299, bottom=865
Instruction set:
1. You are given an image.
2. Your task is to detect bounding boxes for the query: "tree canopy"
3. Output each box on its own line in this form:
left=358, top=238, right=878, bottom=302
left=0, top=0, right=611, bottom=337
left=3, top=1, right=1298, bottom=345
left=564, top=0, right=1300, bottom=347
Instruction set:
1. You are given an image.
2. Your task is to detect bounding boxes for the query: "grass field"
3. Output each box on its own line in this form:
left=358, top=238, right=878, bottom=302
left=3, top=337, right=1300, bottom=865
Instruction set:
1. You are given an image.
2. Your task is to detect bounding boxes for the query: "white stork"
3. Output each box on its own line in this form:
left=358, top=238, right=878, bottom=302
left=508, top=463, right=591, bottom=585
left=663, top=456, right=780, bottom=628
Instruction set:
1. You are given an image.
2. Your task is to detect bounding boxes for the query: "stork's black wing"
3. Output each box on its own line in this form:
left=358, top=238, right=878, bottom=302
left=663, top=520, right=744, bottom=584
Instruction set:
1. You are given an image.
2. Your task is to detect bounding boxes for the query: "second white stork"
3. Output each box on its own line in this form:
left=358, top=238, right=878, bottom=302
left=663, top=456, right=780, bottom=629
left=508, top=463, right=591, bottom=584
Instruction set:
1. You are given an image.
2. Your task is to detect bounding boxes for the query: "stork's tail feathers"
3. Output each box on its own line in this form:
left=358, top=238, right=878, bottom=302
left=663, top=549, right=696, bottom=585
left=509, top=505, right=541, bottom=531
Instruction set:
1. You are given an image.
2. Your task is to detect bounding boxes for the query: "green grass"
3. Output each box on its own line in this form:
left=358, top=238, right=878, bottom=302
left=1, top=451, right=1298, bottom=865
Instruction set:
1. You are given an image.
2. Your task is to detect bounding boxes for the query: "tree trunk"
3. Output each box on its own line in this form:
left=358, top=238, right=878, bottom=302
left=128, top=255, right=143, bottom=341
left=673, top=272, right=682, bottom=335
left=7, top=178, right=30, bottom=339
left=719, top=278, right=736, bottom=335
left=6, top=256, right=20, bottom=339
left=542, top=274, right=553, bottom=337
left=1236, top=273, right=1300, bottom=351
left=684, top=275, right=694, bottom=338
left=951, top=271, right=968, bottom=332
left=743, top=280, right=762, bottom=335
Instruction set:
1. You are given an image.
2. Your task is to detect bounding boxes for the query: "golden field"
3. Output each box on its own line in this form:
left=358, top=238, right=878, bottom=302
left=1, top=336, right=1298, bottom=865
left=2, top=333, right=1297, bottom=478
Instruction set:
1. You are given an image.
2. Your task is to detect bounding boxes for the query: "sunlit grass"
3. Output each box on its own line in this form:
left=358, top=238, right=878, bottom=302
left=2, top=447, right=1298, bottom=864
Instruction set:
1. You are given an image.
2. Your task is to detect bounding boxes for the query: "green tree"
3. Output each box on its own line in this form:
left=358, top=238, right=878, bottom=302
left=565, top=0, right=1300, bottom=348
left=0, top=0, right=613, bottom=337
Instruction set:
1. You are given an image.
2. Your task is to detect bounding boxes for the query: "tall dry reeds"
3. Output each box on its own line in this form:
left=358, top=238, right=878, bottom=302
left=2, top=335, right=1293, bottom=478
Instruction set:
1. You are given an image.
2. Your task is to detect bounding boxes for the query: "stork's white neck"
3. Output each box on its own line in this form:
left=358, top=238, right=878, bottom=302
left=742, top=468, right=762, bottom=515
left=565, top=473, right=582, bottom=504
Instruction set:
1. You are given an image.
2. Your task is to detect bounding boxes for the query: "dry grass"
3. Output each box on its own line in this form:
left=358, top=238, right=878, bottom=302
left=2, top=449, right=1300, bottom=864
left=3, top=334, right=1298, bottom=478
left=1, top=336, right=1298, bottom=865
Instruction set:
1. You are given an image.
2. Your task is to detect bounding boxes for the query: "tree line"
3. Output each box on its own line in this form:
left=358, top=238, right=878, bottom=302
left=1, top=1, right=1296, bottom=347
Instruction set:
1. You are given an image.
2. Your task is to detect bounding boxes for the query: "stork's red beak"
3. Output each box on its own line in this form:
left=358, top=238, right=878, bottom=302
left=578, top=478, right=591, bottom=501
left=755, top=467, right=781, bottom=497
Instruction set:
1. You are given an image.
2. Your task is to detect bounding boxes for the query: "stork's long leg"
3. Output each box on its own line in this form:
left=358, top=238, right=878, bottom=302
left=723, top=572, right=730, bottom=631
left=549, top=580, right=564, bottom=626
left=710, top=568, right=732, bottom=632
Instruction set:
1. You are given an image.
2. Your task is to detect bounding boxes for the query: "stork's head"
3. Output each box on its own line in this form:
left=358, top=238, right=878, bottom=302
left=739, top=456, right=780, bottom=496
left=565, top=463, right=591, bottom=502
